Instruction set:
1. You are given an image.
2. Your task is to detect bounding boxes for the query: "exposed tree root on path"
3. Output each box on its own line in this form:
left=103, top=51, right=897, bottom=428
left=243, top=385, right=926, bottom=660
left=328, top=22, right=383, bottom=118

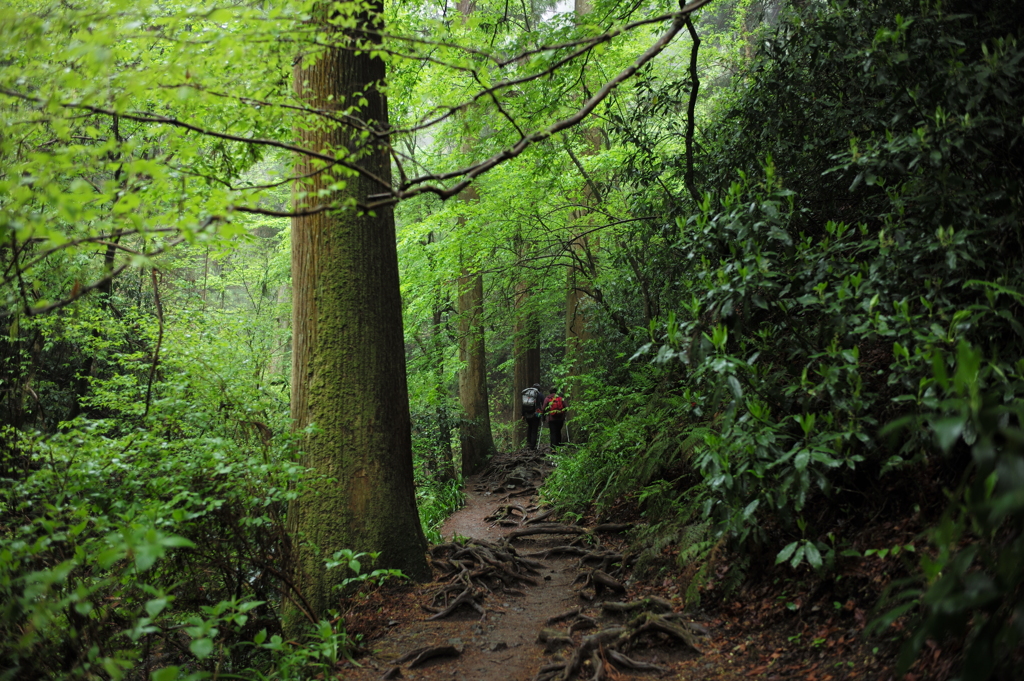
left=531, top=603, right=706, bottom=681
left=382, top=447, right=711, bottom=681
left=423, top=538, right=547, bottom=620
left=339, top=445, right=916, bottom=681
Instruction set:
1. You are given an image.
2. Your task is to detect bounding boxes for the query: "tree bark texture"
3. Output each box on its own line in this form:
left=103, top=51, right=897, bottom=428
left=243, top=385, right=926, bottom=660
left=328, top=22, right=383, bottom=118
left=286, top=2, right=428, bottom=634
left=457, top=256, right=495, bottom=476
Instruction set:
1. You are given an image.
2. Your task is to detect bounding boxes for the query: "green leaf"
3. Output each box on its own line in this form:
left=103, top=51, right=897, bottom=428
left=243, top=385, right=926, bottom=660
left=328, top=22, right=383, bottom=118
left=159, top=535, right=196, bottom=549
left=794, top=448, right=811, bottom=471
left=151, top=667, right=181, bottom=681
left=790, top=545, right=806, bottom=568
left=134, top=542, right=163, bottom=573
left=776, top=541, right=798, bottom=565
left=190, top=637, right=214, bottom=659
left=145, top=598, right=168, bottom=618
left=805, top=542, right=823, bottom=570
left=929, top=416, right=964, bottom=453
left=727, top=376, right=743, bottom=400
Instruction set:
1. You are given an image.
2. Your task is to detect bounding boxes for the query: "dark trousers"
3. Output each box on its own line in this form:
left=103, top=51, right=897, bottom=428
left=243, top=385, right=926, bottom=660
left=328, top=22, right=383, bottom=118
left=525, top=415, right=541, bottom=450
left=548, top=420, right=565, bottom=448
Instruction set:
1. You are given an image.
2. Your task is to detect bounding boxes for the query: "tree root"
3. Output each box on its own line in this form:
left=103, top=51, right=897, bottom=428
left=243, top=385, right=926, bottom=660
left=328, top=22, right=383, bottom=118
left=533, top=599, right=705, bottom=680
left=537, top=627, right=575, bottom=653
left=392, top=644, right=462, bottom=668
left=567, top=615, right=598, bottom=634
left=590, top=523, right=633, bottom=534
left=425, top=538, right=548, bottom=619
left=627, top=611, right=703, bottom=653
left=605, top=649, right=668, bottom=673
left=486, top=503, right=528, bottom=524
left=525, top=546, right=590, bottom=559
left=507, top=523, right=588, bottom=540
left=573, top=569, right=626, bottom=597
left=560, top=628, right=626, bottom=680
left=525, top=507, right=557, bottom=524
left=600, top=596, right=674, bottom=616
left=425, top=586, right=486, bottom=621
left=576, top=551, right=624, bottom=574
left=500, top=486, right=538, bottom=500
left=534, top=661, right=567, bottom=681
left=546, top=607, right=581, bottom=624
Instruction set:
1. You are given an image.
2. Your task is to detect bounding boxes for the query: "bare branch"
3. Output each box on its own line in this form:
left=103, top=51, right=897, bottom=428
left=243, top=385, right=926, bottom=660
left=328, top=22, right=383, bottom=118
left=0, top=218, right=220, bottom=319
left=684, top=16, right=702, bottom=205
left=0, top=87, right=394, bottom=193
left=366, top=1, right=714, bottom=206
left=143, top=268, right=164, bottom=419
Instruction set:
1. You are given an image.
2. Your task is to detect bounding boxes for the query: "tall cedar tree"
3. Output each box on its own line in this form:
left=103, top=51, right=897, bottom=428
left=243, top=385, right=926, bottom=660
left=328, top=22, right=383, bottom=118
left=285, top=0, right=429, bottom=633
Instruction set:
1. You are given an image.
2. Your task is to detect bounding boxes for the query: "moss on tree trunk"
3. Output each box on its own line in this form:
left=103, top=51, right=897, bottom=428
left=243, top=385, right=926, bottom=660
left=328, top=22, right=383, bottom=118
left=285, top=0, right=428, bottom=636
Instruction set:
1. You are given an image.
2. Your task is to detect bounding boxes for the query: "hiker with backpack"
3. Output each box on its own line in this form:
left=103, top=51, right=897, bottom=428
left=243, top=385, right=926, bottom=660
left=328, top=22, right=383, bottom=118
left=520, top=383, right=544, bottom=451
left=542, top=387, right=567, bottom=449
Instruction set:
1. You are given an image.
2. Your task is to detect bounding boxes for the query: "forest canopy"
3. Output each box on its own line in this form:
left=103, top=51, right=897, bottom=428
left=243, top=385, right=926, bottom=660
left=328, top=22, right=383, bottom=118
left=2, top=0, right=1024, bottom=679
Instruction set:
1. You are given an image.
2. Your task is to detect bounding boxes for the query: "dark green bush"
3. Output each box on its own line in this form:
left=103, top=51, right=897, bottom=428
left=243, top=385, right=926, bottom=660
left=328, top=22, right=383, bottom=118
left=639, top=0, right=1024, bottom=561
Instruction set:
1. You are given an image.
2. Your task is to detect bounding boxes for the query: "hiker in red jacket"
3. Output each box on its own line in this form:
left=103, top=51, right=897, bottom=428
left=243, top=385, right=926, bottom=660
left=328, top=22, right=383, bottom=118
left=542, top=387, right=567, bottom=449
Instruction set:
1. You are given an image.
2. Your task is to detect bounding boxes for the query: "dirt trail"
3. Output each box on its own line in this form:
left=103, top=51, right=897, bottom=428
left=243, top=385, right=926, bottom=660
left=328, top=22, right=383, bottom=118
left=340, top=448, right=704, bottom=681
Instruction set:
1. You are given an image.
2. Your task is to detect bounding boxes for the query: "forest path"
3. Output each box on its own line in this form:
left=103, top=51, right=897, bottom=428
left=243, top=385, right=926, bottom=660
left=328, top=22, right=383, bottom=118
left=339, top=447, right=706, bottom=681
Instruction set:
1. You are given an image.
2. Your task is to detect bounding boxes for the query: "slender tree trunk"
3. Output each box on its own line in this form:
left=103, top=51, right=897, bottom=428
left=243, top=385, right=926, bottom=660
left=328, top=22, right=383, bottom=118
left=431, top=279, right=455, bottom=481
left=450, top=0, right=495, bottom=474
left=512, top=237, right=540, bottom=449
left=266, top=282, right=291, bottom=383
left=422, top=232, right=455, bottom=481
left=285, top=1, right=428, bottom=635
left=565, top=234, right=596, bottom=397
left=457, top=249, right=495, bottom=475
left=562, top=0, right=602, bottom=441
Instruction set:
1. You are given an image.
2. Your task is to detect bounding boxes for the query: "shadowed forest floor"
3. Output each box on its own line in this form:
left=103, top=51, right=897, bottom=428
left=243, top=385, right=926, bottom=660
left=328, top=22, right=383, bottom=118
left=332, top=447, right=939, bottom=681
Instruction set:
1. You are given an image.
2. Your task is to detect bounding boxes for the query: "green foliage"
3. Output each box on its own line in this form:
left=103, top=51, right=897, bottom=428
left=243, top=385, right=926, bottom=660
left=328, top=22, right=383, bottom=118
left=544, top=366, right=707, bottom=512
left=633, top=478, right=716, bottom=608
left=417, top=476, right=467, bottom=544
left=542, top=365, right=720, bottom=602
left=636, top=0, right=1024, bottom=568
left=1, top=270, right=336, bottom=680
left=0, top=291, right=422, bottom=678
left=326, top=550, right=406, bottom=595
left=870, top=343, right=1024, bottom=681
left=0, top=397, right=307, bottom=679
left=601, top=1, right=1024, bottom=676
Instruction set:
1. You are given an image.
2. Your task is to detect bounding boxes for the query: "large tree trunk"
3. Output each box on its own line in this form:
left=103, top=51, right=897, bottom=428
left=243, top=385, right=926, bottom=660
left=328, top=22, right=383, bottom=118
left=286, top=1, right=428, bottom=635
left=457, top=255, right=495, bottom=476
